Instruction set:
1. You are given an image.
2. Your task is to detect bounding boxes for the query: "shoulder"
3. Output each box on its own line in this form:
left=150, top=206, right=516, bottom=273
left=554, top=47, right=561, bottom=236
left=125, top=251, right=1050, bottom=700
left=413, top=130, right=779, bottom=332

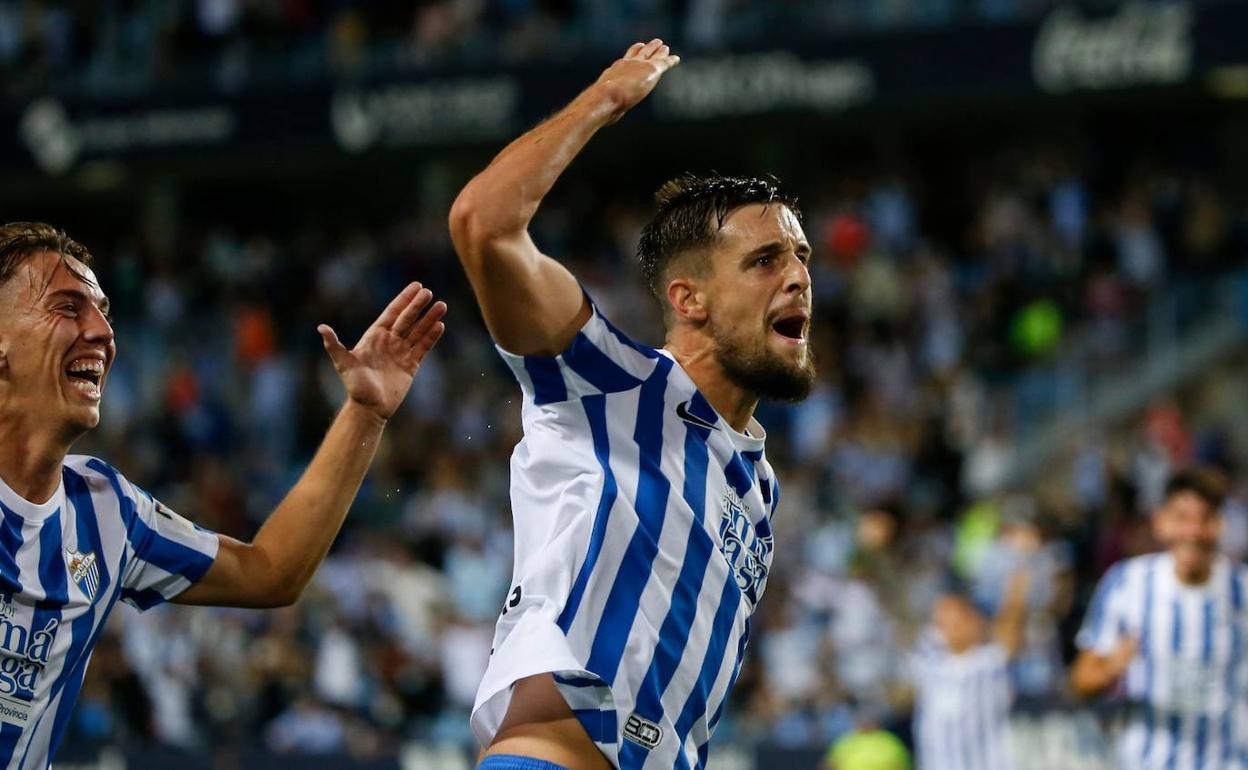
left=63, top=455, right=145, bottom=511
left=63, top=454, right=126, bottom=489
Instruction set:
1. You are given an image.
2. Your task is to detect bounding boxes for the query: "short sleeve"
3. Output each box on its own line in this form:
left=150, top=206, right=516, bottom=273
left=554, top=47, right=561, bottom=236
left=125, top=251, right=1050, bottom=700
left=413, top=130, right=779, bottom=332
left=118, top=485, right=220, bottom=611
left=1075, top=561, right=1128, bottom=654
left=496, top=296, right=662, bottom=405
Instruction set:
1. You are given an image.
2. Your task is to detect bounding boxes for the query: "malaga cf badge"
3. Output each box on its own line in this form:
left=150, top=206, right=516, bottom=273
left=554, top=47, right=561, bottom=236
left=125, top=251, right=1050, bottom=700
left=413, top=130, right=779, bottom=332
left=65, top=549, right=99, bottom=602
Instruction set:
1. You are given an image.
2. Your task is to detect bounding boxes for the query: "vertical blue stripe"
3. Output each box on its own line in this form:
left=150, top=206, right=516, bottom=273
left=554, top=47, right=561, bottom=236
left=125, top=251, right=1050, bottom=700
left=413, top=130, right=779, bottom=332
left=722, top=456, right=752, bottom=496
left=31, top=462, right=133, bottom=770
left=1195, top=597, right=1213, bottom=769
left=707, top=620, right=750, bottom=732
left=585, top=359, right=673, bottom=684
left=695, top=739, right=710, bottom=770
left=1164, top=597, right=1183, bottom=770
left=1224, top=569, right=1243, bottom=764
left=45, top=468, right=116, bottom=761
left=0, top=503, right=25, bottom=597
left=562, top=333, right=645, bottom=394
left=0, top=506, right=29, bottom=768
left=522, top=356, right=567, bottom=405
left=670, top=573, right=742, bottom=761
left=618, top=425, right=711, bottom=769
left=1141, top=557, right=1157, bottom=764
left=558, top=395, right=616, bottom=633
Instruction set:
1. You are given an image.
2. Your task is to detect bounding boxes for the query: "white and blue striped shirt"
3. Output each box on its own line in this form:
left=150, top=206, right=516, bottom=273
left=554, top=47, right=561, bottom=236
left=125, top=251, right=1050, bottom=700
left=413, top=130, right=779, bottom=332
left=1077, top=553, right=1248, bottom=770
left=471, top=301, right=780, bottom=770
left=0, top=454, right=219, bottom=769
left=910, top=630, right=1014, bottom=770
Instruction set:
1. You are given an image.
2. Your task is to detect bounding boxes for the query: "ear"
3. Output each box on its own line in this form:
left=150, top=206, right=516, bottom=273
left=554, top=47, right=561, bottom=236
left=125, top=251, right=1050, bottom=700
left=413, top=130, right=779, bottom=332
left=666, top=276, right=709, bottom=324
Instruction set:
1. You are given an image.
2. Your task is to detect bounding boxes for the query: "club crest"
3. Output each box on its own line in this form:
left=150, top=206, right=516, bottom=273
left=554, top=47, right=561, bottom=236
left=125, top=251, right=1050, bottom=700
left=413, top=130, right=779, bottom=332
left=65, top=549, right=99, bottom=602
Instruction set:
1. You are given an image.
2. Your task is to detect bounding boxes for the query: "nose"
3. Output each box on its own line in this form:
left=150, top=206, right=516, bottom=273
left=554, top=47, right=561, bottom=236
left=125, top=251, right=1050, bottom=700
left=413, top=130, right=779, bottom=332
left=82, top=305, right=114, bottom=347
left=784, top=253, right=811, bottom=296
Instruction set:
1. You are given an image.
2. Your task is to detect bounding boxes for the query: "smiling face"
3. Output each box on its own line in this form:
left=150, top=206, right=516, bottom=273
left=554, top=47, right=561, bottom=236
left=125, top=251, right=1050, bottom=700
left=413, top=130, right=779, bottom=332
left=0, top=250, right=115, bottom=441
left=699, top=203, right=815, bottom=402
left=1155, top=489, right=1222, bottom=585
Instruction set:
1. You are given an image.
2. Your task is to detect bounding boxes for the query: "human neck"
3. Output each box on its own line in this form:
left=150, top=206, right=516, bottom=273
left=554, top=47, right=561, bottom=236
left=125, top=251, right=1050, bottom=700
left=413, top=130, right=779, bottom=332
left=1173, top=559, right=1213, bottom=587
left=663, top=333, right=757, bottom=433
left=0, top=415, right=72, bottom=504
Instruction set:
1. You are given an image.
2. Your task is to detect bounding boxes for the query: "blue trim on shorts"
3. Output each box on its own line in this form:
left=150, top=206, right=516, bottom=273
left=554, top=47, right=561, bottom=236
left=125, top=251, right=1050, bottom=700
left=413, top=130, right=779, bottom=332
left=477, top=756, right=571, bottom=770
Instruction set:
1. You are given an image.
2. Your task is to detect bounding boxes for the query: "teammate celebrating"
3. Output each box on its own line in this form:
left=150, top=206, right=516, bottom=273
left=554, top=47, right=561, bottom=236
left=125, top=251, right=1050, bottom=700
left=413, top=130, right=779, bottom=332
left=450, top=40, right=814, bottom=770
left=0, top=222, right=445, bottom=768
left=1072, top=468, right=1247, bottom=769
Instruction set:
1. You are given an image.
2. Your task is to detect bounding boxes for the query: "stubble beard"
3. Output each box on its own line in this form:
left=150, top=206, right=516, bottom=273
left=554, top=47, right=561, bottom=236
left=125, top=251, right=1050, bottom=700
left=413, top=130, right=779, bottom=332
left=713, top=324, right=816, bottom=403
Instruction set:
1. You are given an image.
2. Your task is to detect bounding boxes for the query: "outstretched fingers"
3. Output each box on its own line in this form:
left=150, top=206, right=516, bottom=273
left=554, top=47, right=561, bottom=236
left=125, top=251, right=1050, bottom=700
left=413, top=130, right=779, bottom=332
left=409, top=304, right=447, bottom=360
left=374, top=282, right=423, bottom=331
left=392, top=286, right=435, bottom=339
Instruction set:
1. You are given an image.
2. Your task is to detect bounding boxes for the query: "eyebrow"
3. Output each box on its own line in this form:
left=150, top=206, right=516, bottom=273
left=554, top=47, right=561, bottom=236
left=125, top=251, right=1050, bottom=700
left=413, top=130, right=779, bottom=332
left=743, top=240, right=813, bottom=260
left=48, top=288, right=111, bottom=317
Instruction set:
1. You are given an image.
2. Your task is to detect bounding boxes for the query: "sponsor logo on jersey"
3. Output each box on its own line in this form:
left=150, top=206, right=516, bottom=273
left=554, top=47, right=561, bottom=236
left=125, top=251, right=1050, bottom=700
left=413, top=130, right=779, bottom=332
left=718, top=488, right=772, bottom=606
left=623, top=712, right=664, bottom=749
left=0, top=597, right=60, bottom=725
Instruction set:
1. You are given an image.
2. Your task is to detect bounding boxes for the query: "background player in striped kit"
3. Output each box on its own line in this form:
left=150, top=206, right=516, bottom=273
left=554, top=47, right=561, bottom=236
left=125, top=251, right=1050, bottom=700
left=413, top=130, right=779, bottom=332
left=0, top=222, right=446, bottom=769
left=909, top=571, right=1028, bottom=770
left=450, top=40, right=813, bottom=770
left=1072, top=468, right=1244, bottom=770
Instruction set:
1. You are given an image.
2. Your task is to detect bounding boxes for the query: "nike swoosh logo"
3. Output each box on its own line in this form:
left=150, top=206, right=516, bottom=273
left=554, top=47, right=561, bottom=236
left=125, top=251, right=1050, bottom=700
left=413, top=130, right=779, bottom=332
left=676, top=401, right=719, bottom=431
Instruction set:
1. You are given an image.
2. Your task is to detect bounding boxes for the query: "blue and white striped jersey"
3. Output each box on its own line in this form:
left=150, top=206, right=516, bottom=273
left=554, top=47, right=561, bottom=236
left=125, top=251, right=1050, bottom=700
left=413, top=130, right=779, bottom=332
left=0, top=454, right=219, bottom=769
left=1077, top=553, right=1248, bottom=770
left=910, top=630, right=1014, bottom=770
left=471, top=302, right=780, bottom=770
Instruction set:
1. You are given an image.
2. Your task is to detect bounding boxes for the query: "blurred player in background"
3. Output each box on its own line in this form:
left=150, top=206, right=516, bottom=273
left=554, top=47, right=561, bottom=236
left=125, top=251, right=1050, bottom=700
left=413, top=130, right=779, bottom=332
left=450, top=40, right=814, bottom=770
left=0, top=222, right=445, bottom=769
left=909, top=572, right=1028, bottom=770
left=1072, top=468, right=1247, bottom=770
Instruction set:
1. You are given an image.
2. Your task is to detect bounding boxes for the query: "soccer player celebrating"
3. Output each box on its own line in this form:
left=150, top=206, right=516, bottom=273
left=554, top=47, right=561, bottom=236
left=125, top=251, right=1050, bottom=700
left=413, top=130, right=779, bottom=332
left=450, top=40, right=814, bottom=770
left=0, top=222, right=446, bottom=768
left=1072, top=468, right=1246, bottom=769
left=909, top=572, right=1028, bottom=770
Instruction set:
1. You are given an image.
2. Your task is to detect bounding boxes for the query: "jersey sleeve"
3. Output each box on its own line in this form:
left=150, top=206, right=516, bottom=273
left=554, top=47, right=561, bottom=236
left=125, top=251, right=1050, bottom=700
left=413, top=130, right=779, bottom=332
left=1075, top=561, right=1129, bottom=654
left=495, top=295, right=662, bottom=404
left=118, top=484, right=221, bottom=611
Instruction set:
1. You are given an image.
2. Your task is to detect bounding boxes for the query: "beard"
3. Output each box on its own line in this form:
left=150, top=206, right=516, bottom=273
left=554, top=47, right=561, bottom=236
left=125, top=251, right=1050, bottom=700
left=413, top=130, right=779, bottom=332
left=713, top=324, right=816, bottom=403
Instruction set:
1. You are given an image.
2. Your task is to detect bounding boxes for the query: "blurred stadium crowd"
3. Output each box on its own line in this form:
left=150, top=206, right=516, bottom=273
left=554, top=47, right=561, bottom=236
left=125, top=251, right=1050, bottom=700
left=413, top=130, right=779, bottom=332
left=43, top=129, right=1248, bottom=761
left=0, top=0, right=1229, bottom=96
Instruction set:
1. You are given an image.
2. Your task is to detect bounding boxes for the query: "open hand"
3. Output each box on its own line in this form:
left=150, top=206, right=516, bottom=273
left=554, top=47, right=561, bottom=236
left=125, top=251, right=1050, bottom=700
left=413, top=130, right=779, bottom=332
left=595, top=39, right=681, bottom=123
left=317, top=282, right=447, bottom=422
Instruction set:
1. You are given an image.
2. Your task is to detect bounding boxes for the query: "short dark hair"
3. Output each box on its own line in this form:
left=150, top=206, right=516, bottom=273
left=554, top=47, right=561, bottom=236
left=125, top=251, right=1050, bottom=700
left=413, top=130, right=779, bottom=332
left=637, top=173, right=799, bottom=303
left=0, top=222, right=92, bottom=286
left=1164, top=466, right=1228, bottom=512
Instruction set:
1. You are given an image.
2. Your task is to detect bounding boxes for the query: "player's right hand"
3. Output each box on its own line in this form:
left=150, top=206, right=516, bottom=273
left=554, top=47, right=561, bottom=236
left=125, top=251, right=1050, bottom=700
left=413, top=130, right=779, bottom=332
left=594, top=39, right=680, bottom=123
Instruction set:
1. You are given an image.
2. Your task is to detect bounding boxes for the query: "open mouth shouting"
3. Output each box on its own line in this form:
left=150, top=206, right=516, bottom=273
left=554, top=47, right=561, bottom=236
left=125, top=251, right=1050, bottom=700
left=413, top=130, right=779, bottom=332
left=65, top=356, right=106, bottom=401
left=770, top=308, right=810, bottom=345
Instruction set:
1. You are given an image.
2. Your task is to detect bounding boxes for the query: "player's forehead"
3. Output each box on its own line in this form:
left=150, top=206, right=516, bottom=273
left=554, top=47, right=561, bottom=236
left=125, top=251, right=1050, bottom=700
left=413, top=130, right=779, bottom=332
left=22, top=250, right=105, bottom=304
left=715, top=203, right=807, bottom=253
left=1164, top=490, right=1219, bottom=520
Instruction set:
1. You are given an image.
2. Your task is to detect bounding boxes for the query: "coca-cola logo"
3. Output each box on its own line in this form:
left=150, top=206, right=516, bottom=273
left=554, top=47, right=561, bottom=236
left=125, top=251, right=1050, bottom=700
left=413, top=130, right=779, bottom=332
left=1032, top=3, right=1192, bottom=93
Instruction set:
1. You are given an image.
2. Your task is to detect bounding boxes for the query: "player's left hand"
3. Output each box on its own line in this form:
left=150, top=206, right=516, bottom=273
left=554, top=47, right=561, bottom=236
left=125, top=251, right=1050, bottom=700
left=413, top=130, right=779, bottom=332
left=317, top=282, right=447, bottom=422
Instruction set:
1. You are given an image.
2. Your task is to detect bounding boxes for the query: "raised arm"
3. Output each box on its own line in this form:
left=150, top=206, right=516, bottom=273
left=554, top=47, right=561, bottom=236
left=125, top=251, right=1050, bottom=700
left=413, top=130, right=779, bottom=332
left=448, top=39, right=679, bottom=356
left=992, top=570, right=1030, bottom=658
left=175, top=282, right=446, bottom=608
